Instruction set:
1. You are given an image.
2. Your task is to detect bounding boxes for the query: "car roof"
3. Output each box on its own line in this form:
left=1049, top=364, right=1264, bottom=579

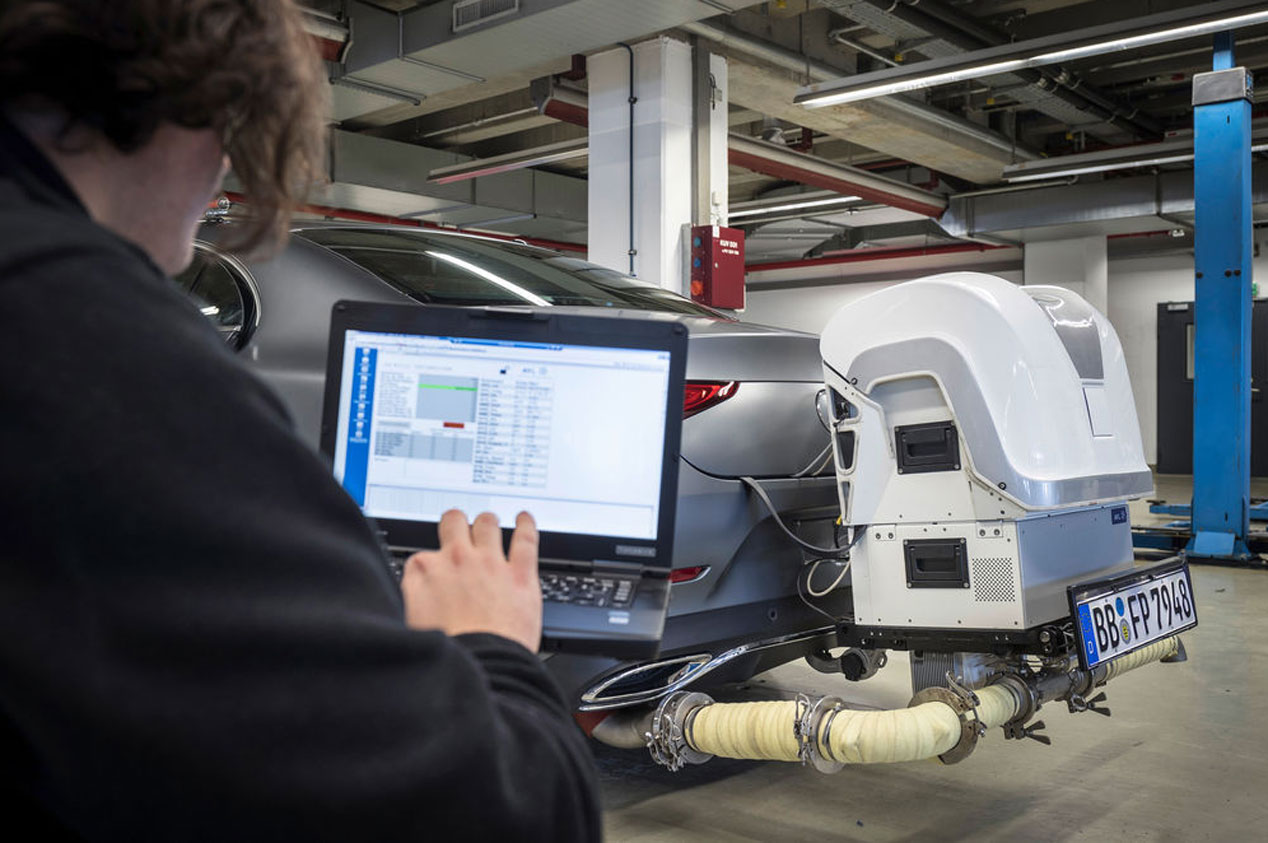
left=287, top=219, right=567, bottom=256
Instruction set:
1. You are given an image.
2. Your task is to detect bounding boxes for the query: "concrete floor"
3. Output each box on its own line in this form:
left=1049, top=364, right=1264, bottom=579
left=598, top=474, right=1268, bottom=841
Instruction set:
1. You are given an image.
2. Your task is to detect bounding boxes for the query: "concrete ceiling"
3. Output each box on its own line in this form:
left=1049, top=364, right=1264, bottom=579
left=296, top=0, right=1268, bottom=264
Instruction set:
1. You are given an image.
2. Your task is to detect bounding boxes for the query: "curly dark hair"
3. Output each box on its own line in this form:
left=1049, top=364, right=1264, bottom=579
left=0, top=0, right=328, bottom=255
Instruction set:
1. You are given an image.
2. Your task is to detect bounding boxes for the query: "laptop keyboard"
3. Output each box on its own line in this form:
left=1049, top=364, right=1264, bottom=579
left=386, top=555, right=636, bottom=609
left=540, top=572, right=637, bottom=608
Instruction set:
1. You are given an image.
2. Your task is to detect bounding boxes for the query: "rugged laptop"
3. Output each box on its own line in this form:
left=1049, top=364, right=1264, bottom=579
left=320, top=300, right=688, bottom=659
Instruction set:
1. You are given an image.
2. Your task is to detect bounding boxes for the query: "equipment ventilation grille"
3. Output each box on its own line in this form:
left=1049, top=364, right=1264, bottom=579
left=452, top=0, right=519, bottom=32
left=971, top=557, right=1015, bottom=602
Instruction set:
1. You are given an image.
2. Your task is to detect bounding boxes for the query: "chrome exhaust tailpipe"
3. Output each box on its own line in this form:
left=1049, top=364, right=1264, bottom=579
left=580, top=653, right=714, bottom=711
left=579, top=627, right=837, bottom=711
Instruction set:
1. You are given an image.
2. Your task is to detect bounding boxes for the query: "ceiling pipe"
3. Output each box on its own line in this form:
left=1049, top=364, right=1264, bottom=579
left=830, top=32, right=900, bottom=68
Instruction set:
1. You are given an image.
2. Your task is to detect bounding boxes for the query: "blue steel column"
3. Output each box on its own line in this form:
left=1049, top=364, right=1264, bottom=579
left=1189, top=32, right=1254, bottom=561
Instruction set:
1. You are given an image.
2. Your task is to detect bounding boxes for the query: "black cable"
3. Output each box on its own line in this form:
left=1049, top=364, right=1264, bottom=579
left=740, top=473, right=865, bottom=621
left=739, top=475, right=860, bottom=557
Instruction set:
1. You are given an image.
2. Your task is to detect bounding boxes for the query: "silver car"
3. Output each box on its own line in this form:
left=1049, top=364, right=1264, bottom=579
left=180, top=222, right=843, bottom=712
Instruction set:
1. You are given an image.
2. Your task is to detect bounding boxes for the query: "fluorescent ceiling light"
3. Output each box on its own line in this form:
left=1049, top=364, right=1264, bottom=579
left=728, top=195, right=862, bottom=218
left=797, top=2, right=1268, bottom=108
left=424, top=250, right=550, bottom=307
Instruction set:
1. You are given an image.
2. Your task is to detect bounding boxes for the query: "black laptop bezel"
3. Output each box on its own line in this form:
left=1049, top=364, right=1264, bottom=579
left=319, top=300, right=688, bottom=573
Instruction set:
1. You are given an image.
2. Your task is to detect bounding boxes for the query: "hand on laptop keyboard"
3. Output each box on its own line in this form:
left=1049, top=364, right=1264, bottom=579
left=539, top=572, right=636, bottom=608
left=400, top=509, right=543, bottom=653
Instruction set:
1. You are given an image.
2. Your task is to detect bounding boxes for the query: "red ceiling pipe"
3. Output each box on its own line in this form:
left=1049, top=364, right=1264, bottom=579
left=746, top=241, right=1009, bottom=272
left=789, top=127, right=814, bottom=153
left=220, top=192, right=587, bottom=254
left=541, top=97, right=589, bottom=128
left=559, top=53, right=588, bottom=81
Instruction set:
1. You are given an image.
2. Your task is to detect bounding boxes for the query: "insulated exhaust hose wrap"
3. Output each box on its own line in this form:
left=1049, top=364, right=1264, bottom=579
left=819, top=702, right=962, bottom=764
left=971, top=683, right=1022, bottom=731
left=685, top=687, right=1026, bottom=766
left=687, top=700, right=801, bottom=762
left=1103, top=637, right=1179, bottom=681
left=671, top=636, right=1180, bottom=768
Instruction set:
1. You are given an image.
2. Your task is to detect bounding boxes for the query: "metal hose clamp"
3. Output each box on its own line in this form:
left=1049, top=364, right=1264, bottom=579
left=647, top=691, right=714, bottom=771
left=795, top=693, right=847, bottom=773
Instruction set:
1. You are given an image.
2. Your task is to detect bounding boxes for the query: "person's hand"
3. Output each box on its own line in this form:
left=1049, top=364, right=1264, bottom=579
left=400, top=509, right=542, bottom=653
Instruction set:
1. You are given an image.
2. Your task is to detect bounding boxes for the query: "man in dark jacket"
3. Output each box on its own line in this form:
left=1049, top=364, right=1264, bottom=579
left=0, top=2, right=600, bottom=839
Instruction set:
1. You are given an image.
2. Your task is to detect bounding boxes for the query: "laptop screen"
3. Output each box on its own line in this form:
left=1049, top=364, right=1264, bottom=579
left=330, top=325, right=674, bottom=544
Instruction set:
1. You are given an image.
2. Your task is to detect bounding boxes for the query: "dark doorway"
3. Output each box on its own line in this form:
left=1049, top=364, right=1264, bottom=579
left=1156, top=300, right=1268, bottom=475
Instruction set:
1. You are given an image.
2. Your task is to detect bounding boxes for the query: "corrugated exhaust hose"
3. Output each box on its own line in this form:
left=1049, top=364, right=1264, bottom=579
left=646, top=637, right=1182, bottom=771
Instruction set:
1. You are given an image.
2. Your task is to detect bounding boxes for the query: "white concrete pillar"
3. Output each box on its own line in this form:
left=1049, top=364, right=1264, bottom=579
left=1023, top=235, right=1108, bottom=313
left=587, top=37, right=727, bottom=295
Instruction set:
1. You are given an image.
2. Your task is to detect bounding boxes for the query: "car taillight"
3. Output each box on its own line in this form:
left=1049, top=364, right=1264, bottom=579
left=669, top=566, right=708, bottom=584
left=683, top=381, right=738, bottom=418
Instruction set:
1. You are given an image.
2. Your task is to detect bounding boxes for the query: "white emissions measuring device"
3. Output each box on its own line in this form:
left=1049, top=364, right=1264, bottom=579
left=819, top=272, right=1194, bottom=663
left=641, top=272, right=1196, bottom=774
left=644, top=272, right=1196, bottom=770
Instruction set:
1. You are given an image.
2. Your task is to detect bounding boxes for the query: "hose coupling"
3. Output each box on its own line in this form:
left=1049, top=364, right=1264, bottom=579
left=647, top=691, right=714, bottom=771
left=796, top=693, right=847, bottom=773
left=906, top=675, right=986, bottom=765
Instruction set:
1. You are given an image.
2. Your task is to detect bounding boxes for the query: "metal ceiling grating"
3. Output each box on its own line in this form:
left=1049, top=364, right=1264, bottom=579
left=452, top=0, right=520, bottom=33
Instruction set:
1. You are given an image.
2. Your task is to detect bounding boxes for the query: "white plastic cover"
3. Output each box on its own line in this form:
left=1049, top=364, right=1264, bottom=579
left=820, top=272, right=1151, bottom=510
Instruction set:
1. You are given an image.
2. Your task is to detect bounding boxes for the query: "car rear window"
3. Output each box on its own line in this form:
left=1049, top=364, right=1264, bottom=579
left=294, top=227, right=724, bottom=318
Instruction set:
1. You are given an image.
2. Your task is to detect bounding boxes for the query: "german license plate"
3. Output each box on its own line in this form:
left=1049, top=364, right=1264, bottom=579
left=1068, top=559, right=1197, bottom=670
